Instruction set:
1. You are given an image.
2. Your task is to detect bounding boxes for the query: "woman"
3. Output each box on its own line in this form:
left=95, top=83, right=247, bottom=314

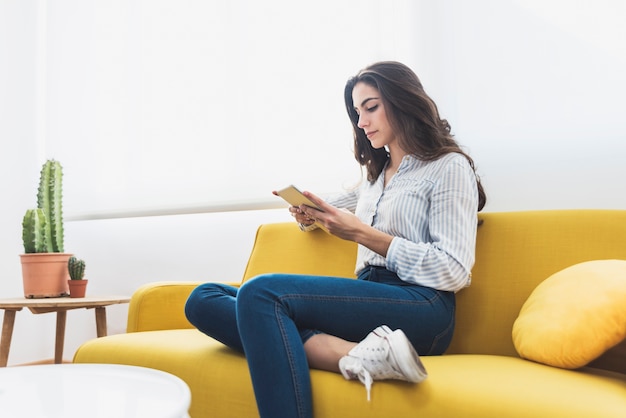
left=185, top=61, right=486, bottom=418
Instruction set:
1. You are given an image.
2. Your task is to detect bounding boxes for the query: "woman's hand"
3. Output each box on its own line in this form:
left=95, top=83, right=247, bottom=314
left=291, top=204, right=316, bottom=226
left=272, top=189, right=393, bottom=256
left=297, top=191, right=364, bottom=242
left=297, top=191, right=394, bottom=257
left=272, top=190, right=316, bottom=226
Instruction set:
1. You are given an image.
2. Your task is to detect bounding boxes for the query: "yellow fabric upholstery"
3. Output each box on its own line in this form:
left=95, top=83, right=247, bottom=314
left=75, top=330, right=626, bottom=418
left=512, top=260, right=626, bottom=369
left=74, top=210, right=626, bottom=418
left=126, top=282, right=200, bottom=332
left=448, top=209, right=626, bottom=357
left=241, top=223, right=358, bottom=281
left=124, top=223, right=356, bottom=334
left=76, top=329, right=258, bottom=418
left=588, top=338, right=626, bottom=374
left=126, top=281, right=241, bottom=333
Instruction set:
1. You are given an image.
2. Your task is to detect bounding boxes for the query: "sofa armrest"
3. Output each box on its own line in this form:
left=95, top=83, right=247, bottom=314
left=126, top=281, right=240, bottom=332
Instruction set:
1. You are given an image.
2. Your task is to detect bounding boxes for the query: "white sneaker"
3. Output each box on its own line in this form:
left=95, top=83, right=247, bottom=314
left=338, top=325, right=428, bottom=401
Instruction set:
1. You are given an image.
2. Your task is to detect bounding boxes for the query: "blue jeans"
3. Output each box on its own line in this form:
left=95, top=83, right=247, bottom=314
left=185, top=267, right=455, bottom=418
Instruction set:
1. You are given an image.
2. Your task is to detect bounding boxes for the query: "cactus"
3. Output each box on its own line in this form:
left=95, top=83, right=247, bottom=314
left=22, top=159, right=65, bottom=253
left=22, top=209, right=48, bottom=253
left=68, top=256, right=86, bottom=280
left=37, top=159, right=64, bottom=252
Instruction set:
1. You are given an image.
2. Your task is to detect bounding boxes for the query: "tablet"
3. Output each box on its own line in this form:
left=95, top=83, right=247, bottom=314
left=275, top=185, right=323, bottom=211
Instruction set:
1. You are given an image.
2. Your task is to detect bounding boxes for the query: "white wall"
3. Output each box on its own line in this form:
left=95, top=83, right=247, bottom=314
left=2, top=0, right=625, bottom=365
left=412, top=0, right=626, bottom=212
left=0, top=0, right=56, bottom=364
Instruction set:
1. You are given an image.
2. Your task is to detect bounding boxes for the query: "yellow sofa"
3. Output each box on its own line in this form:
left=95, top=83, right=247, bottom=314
left=74, top=210, right=626, bottom=417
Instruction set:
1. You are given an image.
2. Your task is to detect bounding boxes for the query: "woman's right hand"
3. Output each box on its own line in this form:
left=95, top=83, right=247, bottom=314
left=271, top=190, right=316, bottom=226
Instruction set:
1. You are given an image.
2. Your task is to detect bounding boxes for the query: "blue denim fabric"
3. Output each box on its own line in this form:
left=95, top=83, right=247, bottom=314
left=185, top=267, right=455, bottom=418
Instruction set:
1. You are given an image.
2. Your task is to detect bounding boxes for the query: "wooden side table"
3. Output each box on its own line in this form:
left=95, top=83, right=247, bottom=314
left=0, top=295, right=130, bottom=367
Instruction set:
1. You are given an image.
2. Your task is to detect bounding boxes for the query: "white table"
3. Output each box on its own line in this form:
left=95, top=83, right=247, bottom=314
left=0, top=363, right=191, bottom=418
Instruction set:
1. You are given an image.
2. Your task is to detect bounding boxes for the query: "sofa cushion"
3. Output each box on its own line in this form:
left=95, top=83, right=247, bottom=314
left=75, top=330, right=626, bottom=418
left=512, top=259, right=626, bottom=369
left=74, top=329, right=259, bottom=418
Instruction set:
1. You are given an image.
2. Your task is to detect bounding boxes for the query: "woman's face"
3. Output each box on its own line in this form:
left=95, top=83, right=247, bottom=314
left=352, top=82, right=395, bottom=150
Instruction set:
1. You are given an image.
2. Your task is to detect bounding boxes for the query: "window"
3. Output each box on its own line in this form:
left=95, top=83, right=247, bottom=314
left=42, top=0, right=420, bottom=218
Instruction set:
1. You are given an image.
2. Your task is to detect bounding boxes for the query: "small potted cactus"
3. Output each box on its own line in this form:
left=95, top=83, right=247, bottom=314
left=67, top=256, right=88, bottom=298
left=20, top=159, right=73, bottom=298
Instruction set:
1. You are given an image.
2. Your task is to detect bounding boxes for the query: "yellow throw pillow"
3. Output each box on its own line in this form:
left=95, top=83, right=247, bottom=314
left=512, top=260, right=626, bottom=370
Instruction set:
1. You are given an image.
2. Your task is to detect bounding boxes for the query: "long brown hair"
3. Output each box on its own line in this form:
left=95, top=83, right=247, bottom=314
left=344, top=61, right=486, bottom=211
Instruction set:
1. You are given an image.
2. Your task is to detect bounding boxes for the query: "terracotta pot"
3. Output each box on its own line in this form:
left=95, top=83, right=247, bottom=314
left=68, top=279, right=88, bottom=298
left=20, top=253, right=73, bottom=298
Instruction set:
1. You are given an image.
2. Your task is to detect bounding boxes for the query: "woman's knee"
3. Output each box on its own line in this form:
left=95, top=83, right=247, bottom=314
left=237, top=274, right=296, bottom=317
left=184, top=283, right=231, bottom=322
left=184, top=284, right=206, bottom=323
left=239, top=273, right=284, bottom=300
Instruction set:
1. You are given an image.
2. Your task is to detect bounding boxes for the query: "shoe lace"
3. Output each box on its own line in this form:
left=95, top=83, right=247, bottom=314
left=344, top=360, right=374, bottom=401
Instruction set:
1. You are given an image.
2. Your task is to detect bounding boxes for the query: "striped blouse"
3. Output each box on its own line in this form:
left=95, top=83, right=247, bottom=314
left=326, top=152, right=479, bottom=292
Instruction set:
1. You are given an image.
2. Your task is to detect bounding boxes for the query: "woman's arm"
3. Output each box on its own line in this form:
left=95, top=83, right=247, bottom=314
left=303, top=156, right=479, bottom=292
left=300, top=190, right=393, bottom=254
left=384, top=159, right=479, bottom=291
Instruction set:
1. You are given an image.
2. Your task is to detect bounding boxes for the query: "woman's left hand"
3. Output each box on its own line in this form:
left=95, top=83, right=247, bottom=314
left=301, top=191, right=393, bottom=256
left=298, top=191, right=364, bottom=242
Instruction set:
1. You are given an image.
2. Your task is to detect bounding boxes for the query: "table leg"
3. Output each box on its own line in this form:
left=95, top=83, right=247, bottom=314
left=95, top=307, right=107, bottom=337
left=55, top=310, right=67, bottom=364
left=1, top=310, right=18, bottom=367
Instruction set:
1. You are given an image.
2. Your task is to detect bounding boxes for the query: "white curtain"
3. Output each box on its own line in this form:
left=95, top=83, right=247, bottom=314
left=41, top=0, right=420, bottom=218
left=40, top=0, right=626, bottom=218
